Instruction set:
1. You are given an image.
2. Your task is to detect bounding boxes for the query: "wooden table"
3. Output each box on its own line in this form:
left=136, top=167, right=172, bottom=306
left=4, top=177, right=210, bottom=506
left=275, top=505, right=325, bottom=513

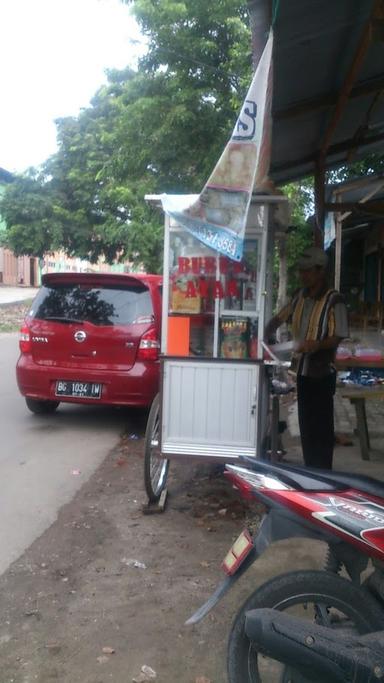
left=336, top=358, right=384, bottom=460
left=339, top=387, right=384, bottom=460
left=336, top=358, right=384, bottom=370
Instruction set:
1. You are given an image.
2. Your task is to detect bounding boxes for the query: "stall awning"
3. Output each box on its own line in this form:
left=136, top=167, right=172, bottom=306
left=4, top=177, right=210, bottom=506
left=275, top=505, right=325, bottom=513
left=268, top=0, right=384, bottom=184
left=326, top=174, right=384, bottom=226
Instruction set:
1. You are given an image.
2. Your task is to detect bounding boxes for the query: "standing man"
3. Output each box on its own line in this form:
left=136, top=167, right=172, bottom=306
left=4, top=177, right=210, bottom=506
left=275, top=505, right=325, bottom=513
left=265, top=246, right=349, bottom=469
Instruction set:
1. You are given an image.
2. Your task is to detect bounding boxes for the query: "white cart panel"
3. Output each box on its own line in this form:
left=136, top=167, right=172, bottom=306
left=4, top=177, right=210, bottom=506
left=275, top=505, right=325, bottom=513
left=161, top=359, right=259, bottom=459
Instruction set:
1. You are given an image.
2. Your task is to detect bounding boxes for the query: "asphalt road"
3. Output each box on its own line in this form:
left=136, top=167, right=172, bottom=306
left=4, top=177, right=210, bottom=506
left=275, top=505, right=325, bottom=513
left=0, top=333, right=134, bottom=576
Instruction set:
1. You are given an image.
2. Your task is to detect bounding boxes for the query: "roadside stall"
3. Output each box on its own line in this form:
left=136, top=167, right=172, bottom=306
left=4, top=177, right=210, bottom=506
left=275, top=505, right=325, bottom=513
left=141, top=31, right=290, bottom=504
left=143, top=192, right=290, bottom=503
left=142, top=0, right=384, bottom=501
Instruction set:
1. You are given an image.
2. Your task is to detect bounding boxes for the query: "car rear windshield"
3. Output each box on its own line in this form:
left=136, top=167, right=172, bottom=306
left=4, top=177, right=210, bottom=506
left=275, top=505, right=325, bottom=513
left=30, top=283, right=154, bottom=326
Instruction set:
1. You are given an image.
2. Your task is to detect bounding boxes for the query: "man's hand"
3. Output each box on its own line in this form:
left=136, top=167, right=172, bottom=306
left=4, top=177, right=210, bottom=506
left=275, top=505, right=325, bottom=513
left=295, top=340, right=320, bottom=354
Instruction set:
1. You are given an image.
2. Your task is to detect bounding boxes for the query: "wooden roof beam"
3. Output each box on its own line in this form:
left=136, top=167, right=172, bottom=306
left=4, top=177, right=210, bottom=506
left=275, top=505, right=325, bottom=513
left=328, top=174, right=384, bottom=192
left=272, top=130, right=384, bottom=178
left=314, top=0, right=383, bottom=235
left=273, top=75, right=384, bottom=122
left=335, top=180, right=384, bottom=221
left=324, top=200, right=384, bottom=216
left=319, top=0, right=383, bottom=161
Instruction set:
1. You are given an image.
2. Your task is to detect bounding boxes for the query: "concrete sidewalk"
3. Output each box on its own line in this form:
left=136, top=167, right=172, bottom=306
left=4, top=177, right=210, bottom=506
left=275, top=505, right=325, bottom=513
left=0, top=285, right=38, bottom=305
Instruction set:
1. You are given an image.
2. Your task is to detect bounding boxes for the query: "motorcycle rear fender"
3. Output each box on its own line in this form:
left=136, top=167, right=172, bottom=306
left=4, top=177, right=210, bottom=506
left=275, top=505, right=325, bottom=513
left=186, top=508, right=335, bottom=626
left=254, top=507, right=337, bottom=555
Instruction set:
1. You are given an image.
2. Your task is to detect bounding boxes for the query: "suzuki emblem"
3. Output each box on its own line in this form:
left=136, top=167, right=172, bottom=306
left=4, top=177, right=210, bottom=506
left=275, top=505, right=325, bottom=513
left=74, top=330, right=87, bottom=343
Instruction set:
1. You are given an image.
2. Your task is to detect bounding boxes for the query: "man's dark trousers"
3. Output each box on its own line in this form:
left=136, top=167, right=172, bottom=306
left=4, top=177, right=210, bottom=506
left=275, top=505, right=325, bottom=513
left=297, top=372, right=336, bottom=469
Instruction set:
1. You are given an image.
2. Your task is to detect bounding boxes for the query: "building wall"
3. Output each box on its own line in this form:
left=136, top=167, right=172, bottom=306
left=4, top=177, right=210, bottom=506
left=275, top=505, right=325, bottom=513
left=0, top=250, right=39, bottom=286
left=0, top=247, right=136, bottom=287
left=41, top=251, right=138, bottom=277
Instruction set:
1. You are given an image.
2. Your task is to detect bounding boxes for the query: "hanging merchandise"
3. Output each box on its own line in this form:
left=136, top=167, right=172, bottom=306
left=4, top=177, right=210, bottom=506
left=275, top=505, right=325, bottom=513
left=161, top=31, right=274, bottom=262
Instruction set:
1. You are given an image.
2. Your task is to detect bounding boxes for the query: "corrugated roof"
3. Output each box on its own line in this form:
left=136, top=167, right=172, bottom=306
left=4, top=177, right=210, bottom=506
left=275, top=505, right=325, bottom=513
left=268, top=0, right=384, bottom=184
left=326, top=174, right=384, bottom=238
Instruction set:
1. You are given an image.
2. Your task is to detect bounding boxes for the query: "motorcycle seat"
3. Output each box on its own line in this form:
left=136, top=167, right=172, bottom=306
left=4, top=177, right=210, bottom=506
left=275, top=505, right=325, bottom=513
left=312, top=469, right=384, bottom=501
left=239, top=456, right=384, bottom=500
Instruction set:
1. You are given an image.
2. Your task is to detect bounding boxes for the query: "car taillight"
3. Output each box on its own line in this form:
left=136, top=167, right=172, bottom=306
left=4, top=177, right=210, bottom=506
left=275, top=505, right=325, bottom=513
left=19, top=324, right=32, bottom=354
left=137, top=327, right=160, bottom=361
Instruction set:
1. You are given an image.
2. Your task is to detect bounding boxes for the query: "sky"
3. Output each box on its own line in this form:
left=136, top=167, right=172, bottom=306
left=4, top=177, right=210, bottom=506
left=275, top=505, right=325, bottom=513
left=0, top=0, right=145, bottom=173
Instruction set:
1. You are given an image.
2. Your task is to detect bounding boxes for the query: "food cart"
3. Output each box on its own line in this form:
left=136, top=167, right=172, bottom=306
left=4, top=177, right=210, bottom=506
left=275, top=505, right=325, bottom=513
left=143, top=193, right=290, bottom=503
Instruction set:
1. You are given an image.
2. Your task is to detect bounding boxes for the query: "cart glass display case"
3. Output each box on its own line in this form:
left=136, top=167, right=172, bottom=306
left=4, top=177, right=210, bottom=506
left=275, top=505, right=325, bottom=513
left=156, top=197, right=282, bottom=461
left=166, top=225, right=262, bottom=360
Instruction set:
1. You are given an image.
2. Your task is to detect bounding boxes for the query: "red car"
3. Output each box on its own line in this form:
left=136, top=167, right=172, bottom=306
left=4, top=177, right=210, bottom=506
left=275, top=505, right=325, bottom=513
left=16, top=272, right=162, bottom=414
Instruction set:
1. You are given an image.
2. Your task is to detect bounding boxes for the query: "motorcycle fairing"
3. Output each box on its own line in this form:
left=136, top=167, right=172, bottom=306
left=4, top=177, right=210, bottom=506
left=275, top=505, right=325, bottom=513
left=227, top=464, right=384, bottom=560
left=187, top=462, right=384, bottom=625
left=264, top=490, right=384, bottom=559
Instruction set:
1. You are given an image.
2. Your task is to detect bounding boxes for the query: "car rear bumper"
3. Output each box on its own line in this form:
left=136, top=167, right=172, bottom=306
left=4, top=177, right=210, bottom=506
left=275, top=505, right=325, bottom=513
left=16, top=355, right=159, bottom=408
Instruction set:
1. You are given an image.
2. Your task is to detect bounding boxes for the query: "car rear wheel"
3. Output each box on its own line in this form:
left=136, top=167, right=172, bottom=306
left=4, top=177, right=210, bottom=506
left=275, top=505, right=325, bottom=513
left=25, top=398, right=60, bottom=415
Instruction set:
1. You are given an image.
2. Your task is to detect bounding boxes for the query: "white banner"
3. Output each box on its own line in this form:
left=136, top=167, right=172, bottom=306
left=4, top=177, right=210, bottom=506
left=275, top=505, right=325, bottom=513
left=162, top=31, right=274, bottom=261
left=324, top=212, right=336, bottom=249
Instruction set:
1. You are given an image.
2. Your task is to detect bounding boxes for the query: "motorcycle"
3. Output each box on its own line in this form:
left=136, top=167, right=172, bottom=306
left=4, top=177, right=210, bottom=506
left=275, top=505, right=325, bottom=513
left=186, top=456, right=384, bottom=682
left=242, top=608, right=384, bottom=682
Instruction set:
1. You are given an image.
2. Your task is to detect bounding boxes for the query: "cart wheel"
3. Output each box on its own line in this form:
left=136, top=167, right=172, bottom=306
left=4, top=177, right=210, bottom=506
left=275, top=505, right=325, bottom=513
left=144, top=394, right=169, bottom=502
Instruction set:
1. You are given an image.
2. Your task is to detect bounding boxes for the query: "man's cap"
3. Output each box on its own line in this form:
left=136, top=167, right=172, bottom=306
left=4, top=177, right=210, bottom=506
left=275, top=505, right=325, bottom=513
left=297, top=246, right=328, bottom=270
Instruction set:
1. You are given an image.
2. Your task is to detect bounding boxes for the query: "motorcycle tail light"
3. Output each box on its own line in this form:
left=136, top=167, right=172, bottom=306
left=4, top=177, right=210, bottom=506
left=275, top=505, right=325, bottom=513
left=222, top=529, right=254, bottom=576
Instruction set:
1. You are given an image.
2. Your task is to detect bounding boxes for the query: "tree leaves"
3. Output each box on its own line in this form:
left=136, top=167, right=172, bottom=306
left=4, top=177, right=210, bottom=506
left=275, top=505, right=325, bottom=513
left=0, top=1, right=250, bottom=270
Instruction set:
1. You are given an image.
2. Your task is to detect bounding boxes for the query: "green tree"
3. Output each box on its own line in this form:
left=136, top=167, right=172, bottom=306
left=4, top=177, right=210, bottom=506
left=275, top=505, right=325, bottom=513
left=284, top=179, right=314, bottom=295
left=126, top=0, right=251, bottom=96
left=1, top=1, right=251, bottom=271
left=327, top=154, right=384, bottom=184
left=272, top=180, right=313, bottom=309
left=0, top=173, right=64, bottom=257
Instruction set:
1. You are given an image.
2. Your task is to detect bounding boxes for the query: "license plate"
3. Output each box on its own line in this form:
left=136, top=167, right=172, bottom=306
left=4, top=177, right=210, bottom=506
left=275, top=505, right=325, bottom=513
left=55, top=380, right=102, bottom=399
left=222, top=529, right=253, bottom=576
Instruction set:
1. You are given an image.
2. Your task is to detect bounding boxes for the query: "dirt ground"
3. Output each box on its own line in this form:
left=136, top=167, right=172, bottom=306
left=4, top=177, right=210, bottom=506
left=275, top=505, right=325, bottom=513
left=0, top=301, right=31, bottom=332
left=0, top=413, right=270, bottom=683
left=0, top=301, right=323, bottom=683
